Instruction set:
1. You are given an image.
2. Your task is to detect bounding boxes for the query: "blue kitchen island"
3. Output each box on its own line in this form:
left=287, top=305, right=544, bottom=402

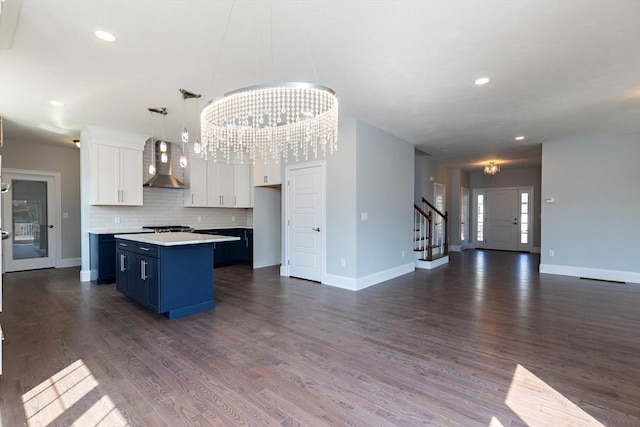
left=114, top=232, right=240, bottom=319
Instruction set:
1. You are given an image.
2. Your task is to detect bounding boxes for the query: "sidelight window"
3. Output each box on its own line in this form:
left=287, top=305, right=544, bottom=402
left=476, top=194, right=484, bottom=242
left=520, top=192, right=529, bottom=244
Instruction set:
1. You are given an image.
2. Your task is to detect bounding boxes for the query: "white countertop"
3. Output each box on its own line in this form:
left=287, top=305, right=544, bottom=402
left=114, top=232, right=240, bottom=246
left=90, top=228, right=154, bottom=234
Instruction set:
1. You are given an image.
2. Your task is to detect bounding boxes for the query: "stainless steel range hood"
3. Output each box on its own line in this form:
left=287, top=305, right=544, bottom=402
left=143, top=140, right=187, bottom=189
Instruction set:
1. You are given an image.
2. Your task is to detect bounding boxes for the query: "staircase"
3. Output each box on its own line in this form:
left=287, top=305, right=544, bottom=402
left=414, top=197, right=449, bottom=269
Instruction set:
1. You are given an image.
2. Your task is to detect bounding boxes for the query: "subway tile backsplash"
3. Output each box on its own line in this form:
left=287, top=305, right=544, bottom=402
left=90, top=187, right=251, bottom=230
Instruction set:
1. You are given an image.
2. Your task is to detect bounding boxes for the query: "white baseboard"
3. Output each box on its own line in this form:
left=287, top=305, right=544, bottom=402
left=80, top=269, right=92, bottom=282
left=324, top=263, right=415, bottom=291
left=58, top=257, right=81, bottom=268
left=539, top=263, right=640, bottom=284
left=415, top=255, right=449, bottom=270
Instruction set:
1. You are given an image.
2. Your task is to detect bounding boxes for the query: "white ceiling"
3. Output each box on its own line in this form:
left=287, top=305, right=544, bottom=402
left=1, top=0, right=639, bottom=172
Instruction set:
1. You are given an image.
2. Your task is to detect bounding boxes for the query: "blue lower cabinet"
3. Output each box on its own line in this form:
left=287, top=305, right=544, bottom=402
left=115, top=239, right=214, bottom=319
left=199, top=228, right=253, bottom=267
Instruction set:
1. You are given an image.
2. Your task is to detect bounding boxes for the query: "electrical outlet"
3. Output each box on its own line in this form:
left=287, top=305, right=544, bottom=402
left=402, top=250, right=405, bottom=257
left=361, top=212, right=368, bottom=221
left=63, top=212, right=69, bottom=219
left=197, top=216, right=202, bottom=222
left=114, top=216, right=120, bottom=224
left=340, top=258, right=346, bottom=267
left=232, top=215, right=236, bottom=222
left=549, top=249, right=555, bottom=257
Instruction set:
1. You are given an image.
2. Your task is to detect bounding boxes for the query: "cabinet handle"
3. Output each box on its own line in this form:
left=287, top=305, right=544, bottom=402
left=263, top=175, right=268, bottom=183
left=120, top=254, right=126, bottom=272
left=191, top=194, right=194, bottom=204
left=141, top=260, right=147, bottom=280
left=220, top=195, right=223, bottom=205
left=119, top=242, right=128, bottom=247
left=235, top=196, right=237, bottom=206
left=139, top=247, right=150, bottom=251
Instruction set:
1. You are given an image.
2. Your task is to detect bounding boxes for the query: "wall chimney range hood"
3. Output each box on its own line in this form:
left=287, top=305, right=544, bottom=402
left=143, top=139, right=187, bottom=189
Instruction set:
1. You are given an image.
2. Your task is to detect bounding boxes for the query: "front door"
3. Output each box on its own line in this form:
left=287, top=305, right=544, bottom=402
left=2, top=171, right=57, bottom=272
left=486, top=188, right=519, bottom=251
left=286, top=163, right=323, bottom=282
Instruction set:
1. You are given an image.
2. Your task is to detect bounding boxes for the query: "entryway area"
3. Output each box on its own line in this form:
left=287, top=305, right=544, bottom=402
left=473, top=186, right=533, bottom=252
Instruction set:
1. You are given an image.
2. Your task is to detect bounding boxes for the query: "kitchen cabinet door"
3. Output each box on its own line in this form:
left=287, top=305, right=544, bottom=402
left=208, top=162, right=234, bottom=207
left=234, top=164, right=252, bottom=207
left=116, top=248, right=133, bottom=295
left=120, top=148, right=143, bottom=205
left=139, top=255, right=159, bottom=312
left=253, top=159, right=281, bottom=187
left=90, top=144, right=143, bottom=206
left=184, top=158, right=208, bottom=207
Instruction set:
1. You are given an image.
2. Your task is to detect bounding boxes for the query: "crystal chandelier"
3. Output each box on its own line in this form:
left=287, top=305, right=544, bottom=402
left=199, top=82, right=339, bottom=164
left=484, top=162, right=501, bottom=175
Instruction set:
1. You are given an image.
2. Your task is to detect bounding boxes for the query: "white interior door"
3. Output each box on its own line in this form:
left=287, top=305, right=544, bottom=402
left=486, top=189, right=519, bottom=251
left=2, top=171, right=57, bottom=272
left=287, top=164, right=323, bottom=282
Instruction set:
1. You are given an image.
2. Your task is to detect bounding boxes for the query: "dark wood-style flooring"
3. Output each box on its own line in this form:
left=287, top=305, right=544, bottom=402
left=0, top=250, right=638, bottom=426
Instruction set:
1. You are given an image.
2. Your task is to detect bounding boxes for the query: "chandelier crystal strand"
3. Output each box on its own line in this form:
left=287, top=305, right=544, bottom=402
left=200, top=82, right=338, bottom=164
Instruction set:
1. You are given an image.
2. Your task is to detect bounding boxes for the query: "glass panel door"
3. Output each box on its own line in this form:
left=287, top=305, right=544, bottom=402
left=2, top=172, right=56, bottom=272
left=12, top=180, right=48, bottom=260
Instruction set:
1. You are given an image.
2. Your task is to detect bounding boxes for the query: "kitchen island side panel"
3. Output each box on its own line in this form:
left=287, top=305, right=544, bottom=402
left=159, top=243, right=214, bottom=318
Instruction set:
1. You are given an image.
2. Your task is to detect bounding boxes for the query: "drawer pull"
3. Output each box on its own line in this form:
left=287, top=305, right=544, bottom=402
left=139, top=247, right=150, bottom=251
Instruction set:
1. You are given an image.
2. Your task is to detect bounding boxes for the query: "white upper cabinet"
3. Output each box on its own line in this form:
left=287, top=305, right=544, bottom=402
left=185, top=160, right=251, bottom=208
left=253, top=159, right=281, bottom=187
left=90, top=145, right=143, bottom=206
left=184, top=158, right=208, bottom=207
left=234, top=164, right=252, bottom=208
left=85, top=125, right=146, bottom=207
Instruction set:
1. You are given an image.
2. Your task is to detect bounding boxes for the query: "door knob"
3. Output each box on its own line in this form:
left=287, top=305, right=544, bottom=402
left=312, top=227, right=320, bottom=232
left=48, top=225, right=54, bottom=228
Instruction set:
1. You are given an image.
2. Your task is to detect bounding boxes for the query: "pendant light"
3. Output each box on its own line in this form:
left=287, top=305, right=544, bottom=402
left=179, top=89, right=202, bottom=168
left=147, top=107, right=167, bottom=174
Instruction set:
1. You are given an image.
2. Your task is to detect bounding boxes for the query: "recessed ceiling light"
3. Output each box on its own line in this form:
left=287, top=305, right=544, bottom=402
left=94, top=30, right=116, bottom=42
left=515, top=136, right=525, bottom=141
left=474, top=77, right=490, bottom=86
left=50, top=100, right=64, bottom=107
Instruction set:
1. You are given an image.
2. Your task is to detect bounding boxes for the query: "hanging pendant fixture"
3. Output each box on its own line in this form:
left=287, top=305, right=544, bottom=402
left=179, top=89, right=202, bottom=168
left=147, top=107, right=167, bottom=175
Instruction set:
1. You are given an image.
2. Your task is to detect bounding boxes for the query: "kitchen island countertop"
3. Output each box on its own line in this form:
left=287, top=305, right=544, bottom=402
left=114, top=231, right=240, bottom=246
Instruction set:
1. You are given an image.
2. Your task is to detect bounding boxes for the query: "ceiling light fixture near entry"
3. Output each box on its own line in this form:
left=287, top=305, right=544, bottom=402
left=515, top=135, right=525, bottom=141
left=484, top=162, right=500, bottom=175
left=474, top=77, right=490, bottom=86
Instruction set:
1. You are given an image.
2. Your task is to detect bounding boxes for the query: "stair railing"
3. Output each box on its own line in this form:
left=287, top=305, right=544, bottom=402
left=413, top=197, right=449, bottom=261
left=413, top=204, right=432, bottom=261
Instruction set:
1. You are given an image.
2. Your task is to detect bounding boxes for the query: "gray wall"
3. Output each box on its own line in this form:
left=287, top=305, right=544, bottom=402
left=326, top=119, right=358, bottom=278
left=355, top=120, right=414, bottom=277
left=540, top=132, right=640, bottom=281
left=1, top=139, right=81, bottom=261
left=253, top=186, right=281, bottom=268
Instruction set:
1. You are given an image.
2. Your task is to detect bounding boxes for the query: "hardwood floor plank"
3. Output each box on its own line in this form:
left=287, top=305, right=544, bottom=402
left=0, top=251, right=638, bottom=426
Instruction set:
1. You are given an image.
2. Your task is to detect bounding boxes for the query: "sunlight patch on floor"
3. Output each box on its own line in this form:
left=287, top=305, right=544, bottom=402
left=504, top=364, right=604, bottom=426
left=21, top=359, right=128, bottom=426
